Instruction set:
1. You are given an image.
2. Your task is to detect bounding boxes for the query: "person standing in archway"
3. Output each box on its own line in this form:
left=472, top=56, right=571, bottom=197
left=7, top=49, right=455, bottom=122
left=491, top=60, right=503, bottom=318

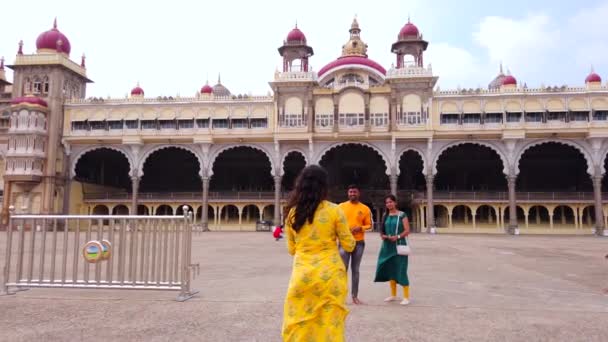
left=339, top=184, right=372, bottom=305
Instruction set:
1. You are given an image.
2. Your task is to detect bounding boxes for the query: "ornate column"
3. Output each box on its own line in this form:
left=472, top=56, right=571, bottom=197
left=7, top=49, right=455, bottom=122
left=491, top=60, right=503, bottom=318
left=425, top=174, right=436, bottom=233
left=274, top=175, right=282, bottom=225
left=507, top=174, right=518, bottom=234
left=592, top=173, right=605, bottom=235
left=62, top=144, right=72, bottom=215
left=389, top=173, right=398, bottom=196
left=201, top=176, right=210, bottom=231
left=131, top=176, right=140, bottom=215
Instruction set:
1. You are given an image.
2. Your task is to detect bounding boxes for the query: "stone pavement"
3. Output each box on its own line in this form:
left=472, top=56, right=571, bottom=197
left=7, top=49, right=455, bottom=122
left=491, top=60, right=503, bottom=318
left=1, top=232, right=607, bottom=341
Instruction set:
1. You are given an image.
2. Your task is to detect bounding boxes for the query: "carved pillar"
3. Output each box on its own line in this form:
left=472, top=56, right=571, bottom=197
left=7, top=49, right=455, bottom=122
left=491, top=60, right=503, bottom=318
left=274, top=175, right=282, bottom=225
left=62, top=147, right=72, bottom=215
left=390, top=173, right=398, bottom=196
left=592, top=174, right=605, bottom=235
left=507, top=174, right=518, bottom=234
left=425, top=174, right=435, bottom=232
left=201, top=176, right=210, bottom=231
left=131, top=176, right=140, bottom=215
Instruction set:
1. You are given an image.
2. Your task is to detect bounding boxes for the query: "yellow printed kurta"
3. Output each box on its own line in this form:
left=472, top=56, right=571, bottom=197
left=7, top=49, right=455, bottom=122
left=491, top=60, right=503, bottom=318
left=282, top=201, right=356, bottom=342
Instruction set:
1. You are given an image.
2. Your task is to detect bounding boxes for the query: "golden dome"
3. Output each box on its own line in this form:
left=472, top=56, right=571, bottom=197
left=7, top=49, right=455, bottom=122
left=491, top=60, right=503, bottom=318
left=341, top=17, right=368, bottom=57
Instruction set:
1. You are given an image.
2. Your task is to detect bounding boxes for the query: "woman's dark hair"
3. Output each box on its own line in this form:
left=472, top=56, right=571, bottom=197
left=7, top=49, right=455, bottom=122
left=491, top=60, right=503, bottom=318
left=384, top=194, right=397, bottom=203
left=284, top=165, right=329, bottom=232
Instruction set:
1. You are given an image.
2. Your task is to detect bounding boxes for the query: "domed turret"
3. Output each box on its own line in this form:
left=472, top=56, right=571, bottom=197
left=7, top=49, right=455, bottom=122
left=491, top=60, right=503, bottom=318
left=36, top=18, right=71, bottom=55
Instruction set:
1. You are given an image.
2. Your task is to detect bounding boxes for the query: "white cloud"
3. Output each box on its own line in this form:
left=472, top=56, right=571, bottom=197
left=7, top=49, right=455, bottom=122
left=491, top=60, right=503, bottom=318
left=426, top=43, right=491, bottom=89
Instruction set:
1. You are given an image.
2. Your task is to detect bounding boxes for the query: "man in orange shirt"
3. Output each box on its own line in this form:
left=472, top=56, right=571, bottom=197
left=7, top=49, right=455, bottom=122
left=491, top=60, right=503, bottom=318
left=338, top=184, right=372, bottom=305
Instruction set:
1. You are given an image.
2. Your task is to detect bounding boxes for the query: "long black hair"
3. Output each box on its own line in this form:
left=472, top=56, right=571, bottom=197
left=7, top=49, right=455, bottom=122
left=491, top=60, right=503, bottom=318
left=284, top=165, right=329, bottom=232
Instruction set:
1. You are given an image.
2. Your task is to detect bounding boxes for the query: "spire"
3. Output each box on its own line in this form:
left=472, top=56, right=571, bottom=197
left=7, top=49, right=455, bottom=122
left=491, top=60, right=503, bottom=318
left=0, top=57, right=4, bottom=70
left=53, top=17, right=57, bottom=30
left=590, top=64, right=595, bottom=73
left=295, top=20, right=298, bottom=29
left=217, top=73, right=221, bottom=84
left=408, top=13, right=411, bottom=23
left=81, top=53, right=86, bottom=68
left=499, top=62, right=504, bottom=75
left=18, top=40, right=23, bottom=55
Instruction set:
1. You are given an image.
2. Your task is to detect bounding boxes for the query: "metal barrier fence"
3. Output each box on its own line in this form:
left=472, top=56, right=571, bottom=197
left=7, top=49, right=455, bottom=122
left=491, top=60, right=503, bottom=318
left=2, top=206, right=199, bottom=301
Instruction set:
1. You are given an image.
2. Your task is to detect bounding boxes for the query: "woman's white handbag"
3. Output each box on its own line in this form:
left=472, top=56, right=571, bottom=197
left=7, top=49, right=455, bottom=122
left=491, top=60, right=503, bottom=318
left=394, top=212, right=411, bottom=256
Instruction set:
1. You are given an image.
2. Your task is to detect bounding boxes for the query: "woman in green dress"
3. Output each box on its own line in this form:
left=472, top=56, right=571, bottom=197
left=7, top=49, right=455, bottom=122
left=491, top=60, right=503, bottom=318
left=374, top=194, right=411, bottom=305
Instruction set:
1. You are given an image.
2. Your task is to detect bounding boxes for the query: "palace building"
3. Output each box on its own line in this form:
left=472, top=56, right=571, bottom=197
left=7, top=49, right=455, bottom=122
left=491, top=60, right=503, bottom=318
left=1, top=18, right=608, bottom=235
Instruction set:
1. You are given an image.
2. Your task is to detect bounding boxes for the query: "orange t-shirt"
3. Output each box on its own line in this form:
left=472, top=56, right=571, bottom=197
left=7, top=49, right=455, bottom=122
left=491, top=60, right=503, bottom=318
left=338, top=201, right=372, bottom=241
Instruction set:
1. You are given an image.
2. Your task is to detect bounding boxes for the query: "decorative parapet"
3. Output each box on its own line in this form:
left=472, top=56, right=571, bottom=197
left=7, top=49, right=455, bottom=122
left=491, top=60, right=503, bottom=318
left=66, top=95, right=274, bottom=105
left=386, top=65, right=433, bottom=78
left=12, top=54, right=88, bottom=79
left=436, top=85, right=608, bottom=97
left=273, top=71, right=317, bottom=82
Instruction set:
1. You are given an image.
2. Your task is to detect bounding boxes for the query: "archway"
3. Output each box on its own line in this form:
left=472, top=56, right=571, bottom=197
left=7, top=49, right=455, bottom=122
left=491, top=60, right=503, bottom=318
left=155, top=205, right=173, bottom=215
left=433, top=205, right=449, bottom=228
left=397, top=150, right=426, bottom=191
left=582, top=206, right=595, bottom=227
left=452, top=205, right=473, bottom=226
left=517, top=142, right=591, bottom=191
left=553, top=205, right=575, bottom=227
left=319, top=143, right=389, bottom=203
left=75, top=148, right=132, bottom=192
left=263, top=205, right=274, bottom=221
left=435, top=143, right=506, bottom=191
left=137, top=205, right=149, bottom=215
left=175, top=204, right=194, bottom=216
left=476, top=205, right=498, bottom=227
left=528, top=206, right=550, bottom=227
left=503, top=206, right=526, bottom=225
left=196, top=205, right=215, bottom=222
left=211, top=146, right=273, bottom=192
left=92, top=205, right=109, bottom=215
left=140, top=147, right=202, bottom=192
left=220, top=205, right=240, bottom=224
left=242, top=205, right=261, bottom=223
left=282, top=151, right=307, bottom=191
left=112, top=205, right=129, bottom=215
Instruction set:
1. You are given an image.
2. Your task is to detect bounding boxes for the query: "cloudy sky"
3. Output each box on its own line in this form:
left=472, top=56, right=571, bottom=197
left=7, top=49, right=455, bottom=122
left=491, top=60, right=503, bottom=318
left=1, top=0, right=607, bottom=97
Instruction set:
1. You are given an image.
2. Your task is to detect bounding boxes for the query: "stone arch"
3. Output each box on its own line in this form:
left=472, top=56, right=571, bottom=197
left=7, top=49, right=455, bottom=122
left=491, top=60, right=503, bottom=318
left=315, top=142, right=391, bottom=175
left=432, top=141, right=508, bottom=176
left=92, top=204, right=109, bottom=215
left=209, top=144, right=276, bottom=177
left=138, top=144, right=203, bottom=177
left=281, top=149, right=309, bottom=169
left=396, top=147, right=427, bottom=175
left=514, top=140, right=593, bottom=176
left=112, top=204, right=129, bottom=215
left=71, top=146, right=135, bottom=178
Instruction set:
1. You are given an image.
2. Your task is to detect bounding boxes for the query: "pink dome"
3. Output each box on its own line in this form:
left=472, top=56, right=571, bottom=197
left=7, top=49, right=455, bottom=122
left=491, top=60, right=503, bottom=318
left=399, top=22, right=419, bottom=39
left=11, top=95, right=48, bottom=108
left=36, top=19, right=71, bottom=55
left=502, top=75, right=517, bottom=86
left=586, top=72, right=602, bottom=83
left=201, top=84, right=213, bottom=94
left=286, top=27, right=306, bottom=43
left=318, top=56, right=386, bottom=77
left=131, top=85, right=144, bottom=96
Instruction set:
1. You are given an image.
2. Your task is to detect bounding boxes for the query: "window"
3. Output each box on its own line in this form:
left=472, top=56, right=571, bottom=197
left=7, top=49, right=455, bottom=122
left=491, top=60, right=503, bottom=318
left=547, top=112, right=566, bottom=122
left=232, top=119, right=248, bottom=129
left=90, top=121, right=106, bottom=130
left=71, top=121, right=88, bottom=131
left=250, top=118, right=267, bottom=128
left=463, top=113, right=481, bottom=124
left=212, top=119, right=229, bottom=129
left=593, top=111, right=608, bottom=121
left=159, top=120, right=176, bottom=129
left=525, top=112, right=543, bottom=122
left=284, top=114, right=304, bottom=127
left=570, top=111, right=588, bottom=122
left=178, top=119, right=194, bottom=129
left=141, top=120, right=157, bottom=129
left=485, top=113, right=503, bottom=123
left=440, top=114, right=459, bottom=124
left=339, top=73, right=364, bottom=84
left=33, top=79, right=42, bottom=94
left=339, top=113, right=364, bottom=126
left=125, top=120, right=139, bottom=129
left=506, top=112, right=522, bottom=122
left=43, top=80, right=50, bottom=94
left=370, top=113, right=388, bottom=127
left=315, top=114, right=333, bottom=127
left=108, top=120, right=123, bottom=130
left=195, top=119, right=209, bottom=128
left=404, top=111, right=423, bottom=125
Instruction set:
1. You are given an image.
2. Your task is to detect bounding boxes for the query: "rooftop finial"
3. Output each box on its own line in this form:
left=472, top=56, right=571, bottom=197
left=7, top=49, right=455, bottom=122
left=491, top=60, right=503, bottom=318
left=18, top=40, right=23, bottom=55
left=81, top=53, right=86, bottom=68
left=218, top=73, right=221, bottom=84
left=590, top=64, right=595, bottom=73
left=408, top=13, right=411, bottom=23
left=295, top=20, right=298, bottom=28
left=0, top=57, right=4, bottom=70
left=53, top=17, right=57, bottom=29
left=499, top=61, right=504, bottom=75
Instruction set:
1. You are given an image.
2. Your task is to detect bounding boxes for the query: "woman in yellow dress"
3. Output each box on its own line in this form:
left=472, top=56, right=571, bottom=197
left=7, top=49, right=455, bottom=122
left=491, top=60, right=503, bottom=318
left=282, top=165, right=356, bottom=342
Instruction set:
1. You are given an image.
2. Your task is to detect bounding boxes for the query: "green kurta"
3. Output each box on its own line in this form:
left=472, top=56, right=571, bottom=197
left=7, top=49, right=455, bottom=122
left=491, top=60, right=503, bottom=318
left=374, top=213, right=410, bottom=286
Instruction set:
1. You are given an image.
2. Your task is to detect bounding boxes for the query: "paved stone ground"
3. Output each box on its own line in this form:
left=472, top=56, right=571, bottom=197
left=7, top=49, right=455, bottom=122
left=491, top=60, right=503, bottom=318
left=1, top=232, right=607, bottom=342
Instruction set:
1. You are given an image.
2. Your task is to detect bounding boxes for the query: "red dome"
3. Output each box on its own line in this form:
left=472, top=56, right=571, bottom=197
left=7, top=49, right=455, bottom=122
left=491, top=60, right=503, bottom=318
left=11, top=95, right=48, bottom=108
left=201, top=84, right=213, bottom=94
left=131, top=85, right=144, bottom=96
left=36, top=19, right=71, bottom=55
left=399, top=22, right=419, bottom=39
left=502, top=75, right=517, bottom=86
left=286, top=27, right=306, bottom=43
left=318, top=56, right=386, bottom=77
left=586, top=72, right=602, bottom=83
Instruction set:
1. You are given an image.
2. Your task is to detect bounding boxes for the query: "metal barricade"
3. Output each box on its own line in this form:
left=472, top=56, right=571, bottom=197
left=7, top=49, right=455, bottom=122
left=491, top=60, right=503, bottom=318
left=2, top=206, right=199, bottom=302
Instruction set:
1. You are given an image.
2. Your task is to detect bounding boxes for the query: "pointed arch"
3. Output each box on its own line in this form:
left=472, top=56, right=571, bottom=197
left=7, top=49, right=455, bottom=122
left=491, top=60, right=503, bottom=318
left=432, top=141, right=508, bottom=176
left=71, top=146, right=134, bottom=179
left=515, top=139, right=593, bottom=176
